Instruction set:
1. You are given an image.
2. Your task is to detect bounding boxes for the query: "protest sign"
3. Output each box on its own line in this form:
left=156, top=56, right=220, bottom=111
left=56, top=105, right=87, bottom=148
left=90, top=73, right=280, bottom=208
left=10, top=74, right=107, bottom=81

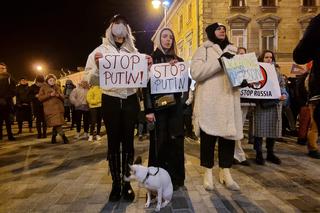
left=150, top=62, right=189, bottom=94
left=99, top=53, right=148, bottom=89
left=291, top=63, right=308, bottom=75
left=240, top=62, right=281, bottom=99
left=221, top=52, right=263, bottom=87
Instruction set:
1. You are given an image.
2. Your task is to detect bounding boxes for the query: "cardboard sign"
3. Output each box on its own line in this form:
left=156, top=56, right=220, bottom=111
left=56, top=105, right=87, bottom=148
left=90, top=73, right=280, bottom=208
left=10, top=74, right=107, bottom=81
left=150, top=62, right=189, bottom=94
left=240, top=63, right=281, bottom=99
left=221, top=52, right=263, bottom=87
left=99, top=53, right=148, bottom=89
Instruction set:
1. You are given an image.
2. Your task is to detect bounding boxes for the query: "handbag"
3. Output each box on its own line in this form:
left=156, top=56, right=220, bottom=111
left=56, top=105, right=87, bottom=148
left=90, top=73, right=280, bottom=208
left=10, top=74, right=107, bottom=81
left=154, top=94, right=176, bottom=110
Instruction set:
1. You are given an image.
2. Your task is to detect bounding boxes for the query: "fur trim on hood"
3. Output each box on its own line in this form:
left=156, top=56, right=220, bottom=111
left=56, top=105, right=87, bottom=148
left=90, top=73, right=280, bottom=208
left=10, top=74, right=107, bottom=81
left=103, top=22, right=137, bottom=53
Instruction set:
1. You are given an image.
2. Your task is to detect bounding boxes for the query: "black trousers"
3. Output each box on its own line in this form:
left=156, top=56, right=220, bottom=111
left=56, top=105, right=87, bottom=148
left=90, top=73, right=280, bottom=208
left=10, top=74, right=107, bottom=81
left=35, top=110, right=46, bottom=135
left=200, top=129, right=235, bottom=168
left=184, top=114, right=193, bottom=135
left=64, top=106, right=71, bottom=121
left=75, top=110, right=90, bottom=133
left=0, top=106, right=13, bottom=139
left=254, top=137, right=275, bottom=153
left=17, top=105, right=32, bottom=130
left=102, top=94, right=139, bottom=177
left=89, top=107, right=102, bottom=135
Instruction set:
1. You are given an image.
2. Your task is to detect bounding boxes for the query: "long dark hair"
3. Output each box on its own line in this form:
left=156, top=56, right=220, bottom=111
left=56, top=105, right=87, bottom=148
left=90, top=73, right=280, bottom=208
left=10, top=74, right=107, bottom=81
left=258, top=50, right=276, bottom=63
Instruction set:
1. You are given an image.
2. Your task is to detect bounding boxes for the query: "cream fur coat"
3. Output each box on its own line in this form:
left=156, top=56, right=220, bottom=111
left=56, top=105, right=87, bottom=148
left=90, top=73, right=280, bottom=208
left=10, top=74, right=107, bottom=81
left=191, top=41, right=243, bottom=140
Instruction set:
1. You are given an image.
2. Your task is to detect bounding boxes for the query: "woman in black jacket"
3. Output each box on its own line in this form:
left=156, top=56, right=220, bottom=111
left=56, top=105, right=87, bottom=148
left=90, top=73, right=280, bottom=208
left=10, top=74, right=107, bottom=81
left=143, top=28, right=185, bottom=190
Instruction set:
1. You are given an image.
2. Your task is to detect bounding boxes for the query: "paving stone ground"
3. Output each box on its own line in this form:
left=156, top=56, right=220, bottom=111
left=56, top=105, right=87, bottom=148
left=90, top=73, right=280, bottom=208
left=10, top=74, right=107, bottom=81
left=1, top=124, right=320, bottom=212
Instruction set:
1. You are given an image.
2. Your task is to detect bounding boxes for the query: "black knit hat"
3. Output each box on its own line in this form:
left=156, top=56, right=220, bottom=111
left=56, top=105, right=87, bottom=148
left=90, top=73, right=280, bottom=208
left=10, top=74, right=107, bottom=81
left=109, top=14, right=129, bottom=25
left=35, top=75, right=45, bottom=83
left=205, top=22, right=230, bottom=50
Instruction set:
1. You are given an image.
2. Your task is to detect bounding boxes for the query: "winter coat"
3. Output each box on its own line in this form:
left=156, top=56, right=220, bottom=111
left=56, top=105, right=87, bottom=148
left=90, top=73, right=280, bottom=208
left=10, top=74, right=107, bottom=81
left=69, top=87, right=89, bottom=111
left=29, top=83, right=44, bottom=115
left=293, top=13, right=320, bottom=99
left=38, top=83, right=65, bottom=127
left=63, top=80, right=75, bottom=107
left=86, top=86, right=102, bottom=108
left=84, top=25, right=138, bottom=99
left=0, top=72, right=15, bottom=110
left=191, top=40, right=243, bottom=140
left=143, top=48, right=185, bottom=137
left=16, top=84, right=31, bottom=106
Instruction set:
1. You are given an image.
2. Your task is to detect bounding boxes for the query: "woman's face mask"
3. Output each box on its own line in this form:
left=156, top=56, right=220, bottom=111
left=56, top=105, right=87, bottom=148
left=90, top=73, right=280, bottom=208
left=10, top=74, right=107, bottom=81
left=111, top=23, right=128, bottom=42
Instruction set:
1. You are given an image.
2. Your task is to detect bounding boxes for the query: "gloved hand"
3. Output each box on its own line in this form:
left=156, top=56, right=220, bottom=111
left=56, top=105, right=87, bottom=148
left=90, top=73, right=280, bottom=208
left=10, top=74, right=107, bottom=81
left=220, top=52, right=235, bottom=59
left=240, top=79, right=249, bottom=88
left=218, top=52, right=235, bottom=67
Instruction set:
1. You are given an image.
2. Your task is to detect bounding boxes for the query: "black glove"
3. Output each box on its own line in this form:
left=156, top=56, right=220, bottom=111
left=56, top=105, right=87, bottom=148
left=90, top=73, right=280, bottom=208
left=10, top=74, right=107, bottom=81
left=240, top=79, right=249, bottom=88
left=220, top=52, right=235, bottom=59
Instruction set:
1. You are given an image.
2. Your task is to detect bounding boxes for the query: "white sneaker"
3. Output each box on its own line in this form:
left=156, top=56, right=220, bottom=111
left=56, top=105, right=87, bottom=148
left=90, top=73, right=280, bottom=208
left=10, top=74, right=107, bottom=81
left=74, top=132, right=80, bottom=140
left=203, top=168, right=214, bottom=191
left=219, top=168, right=240, bottom=191
left=88, top=135, right=93, bottom=142
left=96, top=135, right=102, bottom=141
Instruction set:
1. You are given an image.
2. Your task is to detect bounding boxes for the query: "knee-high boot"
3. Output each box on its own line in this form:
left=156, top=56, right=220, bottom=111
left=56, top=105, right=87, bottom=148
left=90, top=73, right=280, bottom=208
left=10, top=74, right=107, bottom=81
left=266, top=138, right=281, bottom=164
left=108, top=154, right=121, bottom=202
left=51, top=128, right=57, bottom=144
left=122, top=153, right=135, bottom=201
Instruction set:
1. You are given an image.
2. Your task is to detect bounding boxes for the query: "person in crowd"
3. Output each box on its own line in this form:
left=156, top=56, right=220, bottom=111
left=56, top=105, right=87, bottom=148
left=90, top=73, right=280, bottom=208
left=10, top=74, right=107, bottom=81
left=143, top=27, right=185, bottom=190
left=136, top=88, right=147, bottom=141
left=182, top=78, right=198, bottom=141
left=29, top=75, right=47, bottom=139
left=63, top=80, right=76, bottom=128
left=16, top=77, right=33, bottom=134
left=69, top=80, right=90, bottom=140
left=0, top=62, right=15, bottom=141
left=191, top=23, right=242, bottom=191
left=86, top=77, right=103, bottom=142
left=38, top=74, right=68, bottom=144
left=253, top=50, right=287, bottom=165
left=84, top=15, right=152, bottom=202
left=293, top=13, right=320, bottom=158
left=233, top=47, right=251, bottom=166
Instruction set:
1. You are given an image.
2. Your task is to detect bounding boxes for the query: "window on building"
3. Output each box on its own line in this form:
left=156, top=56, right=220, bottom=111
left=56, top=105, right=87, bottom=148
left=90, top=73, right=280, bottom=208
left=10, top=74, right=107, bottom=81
left=231, top=0, right=245, bottom=7
left=262, top=0, right=276, bottom=6
left=187, top=3, right=192, bottom=22
left=179, top=14, right=183, bottom=32
left=303, top=0, right=316, bottom=6
left=230, top=29, right=247, bottom=48
left=261, top=29, right=276, bottom=51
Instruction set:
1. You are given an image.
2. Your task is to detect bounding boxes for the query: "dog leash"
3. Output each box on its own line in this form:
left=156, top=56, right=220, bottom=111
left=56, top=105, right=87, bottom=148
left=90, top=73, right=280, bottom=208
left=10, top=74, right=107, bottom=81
left=142, top=167, right=160, bottom=184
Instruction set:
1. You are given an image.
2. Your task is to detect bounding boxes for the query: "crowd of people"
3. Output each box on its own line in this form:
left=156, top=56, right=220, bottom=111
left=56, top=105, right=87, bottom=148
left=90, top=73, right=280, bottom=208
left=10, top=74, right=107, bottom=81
left=0, top=13, right=319, bottom=204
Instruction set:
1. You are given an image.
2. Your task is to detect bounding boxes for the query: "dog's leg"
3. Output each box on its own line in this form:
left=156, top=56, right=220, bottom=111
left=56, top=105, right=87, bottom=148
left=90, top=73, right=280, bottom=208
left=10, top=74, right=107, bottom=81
left=145, top=190, right=151, bottom=208
left=161, top=200, right=170, bottom=208
left=155, top=188, right=162, bottom=212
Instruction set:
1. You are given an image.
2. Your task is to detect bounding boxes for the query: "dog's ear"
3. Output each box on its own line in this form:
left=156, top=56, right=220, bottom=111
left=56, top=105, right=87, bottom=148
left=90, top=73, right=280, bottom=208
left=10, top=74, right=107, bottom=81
left=133, top=156, right=142, bottom=165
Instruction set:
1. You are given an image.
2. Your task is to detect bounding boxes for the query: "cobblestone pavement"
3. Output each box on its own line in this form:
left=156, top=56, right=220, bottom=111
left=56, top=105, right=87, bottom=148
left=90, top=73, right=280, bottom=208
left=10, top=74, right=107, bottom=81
left=1, top=125, right=320, bottom=212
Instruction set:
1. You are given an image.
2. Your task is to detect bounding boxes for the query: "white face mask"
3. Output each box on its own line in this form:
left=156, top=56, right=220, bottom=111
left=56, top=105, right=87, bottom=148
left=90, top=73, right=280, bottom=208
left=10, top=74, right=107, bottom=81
left=111, top=23, right=128, bottom=38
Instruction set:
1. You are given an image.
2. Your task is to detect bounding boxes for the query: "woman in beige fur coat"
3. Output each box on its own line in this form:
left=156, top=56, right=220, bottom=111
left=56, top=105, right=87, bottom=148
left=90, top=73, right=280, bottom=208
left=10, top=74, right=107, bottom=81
left=191, top=23, right=243, bottom=191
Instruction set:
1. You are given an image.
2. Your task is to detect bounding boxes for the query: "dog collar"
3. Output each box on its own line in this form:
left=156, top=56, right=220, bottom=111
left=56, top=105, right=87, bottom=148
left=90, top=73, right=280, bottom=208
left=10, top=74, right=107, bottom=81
left=142, top=167, right=160, bottom=184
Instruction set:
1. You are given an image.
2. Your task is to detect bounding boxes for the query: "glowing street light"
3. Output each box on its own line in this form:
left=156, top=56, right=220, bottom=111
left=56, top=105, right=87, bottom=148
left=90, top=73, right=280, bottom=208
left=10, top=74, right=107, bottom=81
left=152, top=0, right=170, bottom=27
left=36, top=65, right=43, bottom=72
left=33, top=63, right=46, bottom=74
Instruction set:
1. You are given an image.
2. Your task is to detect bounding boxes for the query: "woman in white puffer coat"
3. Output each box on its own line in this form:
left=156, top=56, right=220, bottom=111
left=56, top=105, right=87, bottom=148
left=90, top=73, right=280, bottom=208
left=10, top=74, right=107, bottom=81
left=191, top=22, right=243, bottom=191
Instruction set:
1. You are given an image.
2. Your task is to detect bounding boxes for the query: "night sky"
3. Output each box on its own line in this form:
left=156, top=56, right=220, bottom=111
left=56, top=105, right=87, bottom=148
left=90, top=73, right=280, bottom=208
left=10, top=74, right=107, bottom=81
left=0, top=0, right=165, bottom=80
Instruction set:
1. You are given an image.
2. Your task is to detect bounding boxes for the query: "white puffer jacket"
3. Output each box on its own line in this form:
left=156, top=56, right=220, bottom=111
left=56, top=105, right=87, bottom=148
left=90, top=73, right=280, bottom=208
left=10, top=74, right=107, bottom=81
left=191, top=41, right=243, bottom=140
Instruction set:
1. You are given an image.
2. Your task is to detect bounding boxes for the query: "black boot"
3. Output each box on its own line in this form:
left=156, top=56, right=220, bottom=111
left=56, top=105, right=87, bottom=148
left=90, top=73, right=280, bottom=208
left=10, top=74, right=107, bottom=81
left=122, top=153, right=135, bottom=202
left=62, top=135, right=69, bottom=144
left=36, top=125, right=42, bottom=139
left=108, top=154, right=121, bottom=202
left=42, top=128, right=47, bottom=138
left=51, top=129, right=57, bottom=144
left=266, top=138, right=281, bottom=164
left=256, top=151, right=265, bottom=165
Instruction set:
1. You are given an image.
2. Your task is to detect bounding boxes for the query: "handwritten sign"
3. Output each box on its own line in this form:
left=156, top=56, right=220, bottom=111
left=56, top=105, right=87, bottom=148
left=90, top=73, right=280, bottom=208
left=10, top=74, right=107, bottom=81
left=150, top=62, right=189, bottom=94
left=240, top=63, right=281, bottom=99
left=99, top=53, right=148, bottom=89
left=221, top=52, right=263, bottom=87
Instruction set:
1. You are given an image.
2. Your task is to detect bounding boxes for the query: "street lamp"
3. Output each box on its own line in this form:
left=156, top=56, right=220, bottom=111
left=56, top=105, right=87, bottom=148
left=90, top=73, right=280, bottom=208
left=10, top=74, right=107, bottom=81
left=152, top=0, right=170, bottom=27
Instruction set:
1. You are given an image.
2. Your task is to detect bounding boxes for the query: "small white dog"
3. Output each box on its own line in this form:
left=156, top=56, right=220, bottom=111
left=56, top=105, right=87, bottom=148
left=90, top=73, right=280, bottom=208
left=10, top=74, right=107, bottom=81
left=124, top=157, right=173, bottom=212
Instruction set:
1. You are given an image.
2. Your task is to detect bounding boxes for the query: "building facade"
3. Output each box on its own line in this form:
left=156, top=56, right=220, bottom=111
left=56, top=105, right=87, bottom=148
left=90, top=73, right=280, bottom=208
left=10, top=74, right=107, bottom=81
left=153, top=0, right=319, bottom=75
